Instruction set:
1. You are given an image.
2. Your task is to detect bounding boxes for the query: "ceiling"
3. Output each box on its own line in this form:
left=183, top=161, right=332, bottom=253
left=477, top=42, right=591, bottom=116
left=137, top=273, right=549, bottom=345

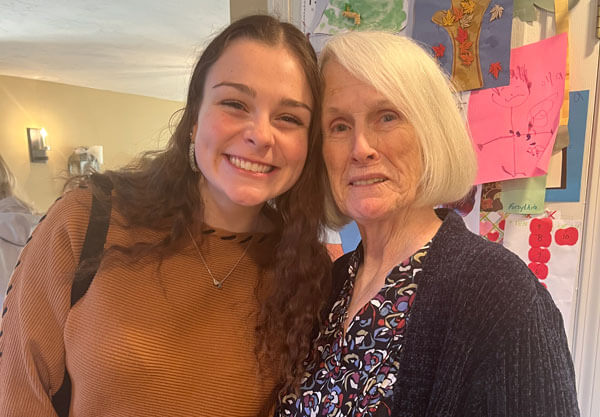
left=0, top=0, right=231, bottom=101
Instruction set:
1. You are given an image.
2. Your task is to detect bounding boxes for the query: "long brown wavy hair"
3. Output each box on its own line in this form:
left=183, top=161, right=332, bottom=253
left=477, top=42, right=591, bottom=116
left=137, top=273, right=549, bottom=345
left=84, top=15, right=331, bottom=398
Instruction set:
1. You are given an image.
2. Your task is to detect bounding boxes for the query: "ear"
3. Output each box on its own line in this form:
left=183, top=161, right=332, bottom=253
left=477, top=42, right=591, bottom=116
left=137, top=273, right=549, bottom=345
left=191, top=124, right=198, bottom=139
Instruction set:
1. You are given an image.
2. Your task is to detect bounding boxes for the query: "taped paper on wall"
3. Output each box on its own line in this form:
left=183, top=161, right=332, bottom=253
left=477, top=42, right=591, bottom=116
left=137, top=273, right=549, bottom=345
left=503, top=212, right=581, bottom=332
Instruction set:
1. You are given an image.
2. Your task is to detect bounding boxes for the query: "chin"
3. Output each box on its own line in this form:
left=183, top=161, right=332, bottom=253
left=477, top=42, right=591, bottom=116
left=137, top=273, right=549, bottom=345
left=346, top=205, right=391, bottom=224
left=226, top=190, right=272, bottom=208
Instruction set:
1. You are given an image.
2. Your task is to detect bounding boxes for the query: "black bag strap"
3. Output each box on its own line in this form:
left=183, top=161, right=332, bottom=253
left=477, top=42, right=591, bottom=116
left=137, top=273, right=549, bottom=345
left=51, top=175, right=113, bottom=417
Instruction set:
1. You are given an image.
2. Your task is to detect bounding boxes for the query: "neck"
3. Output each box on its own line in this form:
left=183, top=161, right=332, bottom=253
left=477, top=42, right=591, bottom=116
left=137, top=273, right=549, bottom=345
left=357, top=206, right=441, bottom=284
left=202, top=204, right=264, bottom=233
left=199, top=188, right=265, bottom=234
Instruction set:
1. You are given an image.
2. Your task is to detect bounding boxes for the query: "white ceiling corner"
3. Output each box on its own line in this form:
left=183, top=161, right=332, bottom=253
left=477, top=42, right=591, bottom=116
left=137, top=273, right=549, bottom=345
left=0, top=0, right=230, bottom=101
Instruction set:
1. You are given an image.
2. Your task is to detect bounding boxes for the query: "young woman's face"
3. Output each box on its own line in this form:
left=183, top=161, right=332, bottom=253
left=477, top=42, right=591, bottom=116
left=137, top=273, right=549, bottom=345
left=193, top=38, right=312, bottom=214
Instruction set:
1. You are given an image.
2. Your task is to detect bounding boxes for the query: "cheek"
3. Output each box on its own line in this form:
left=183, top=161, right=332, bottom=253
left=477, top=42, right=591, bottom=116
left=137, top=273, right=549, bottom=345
left=322, top=141, right=341, bottom=171
left=323, top=148, right=347, bottom=193
left=285, top=134, right=309, bottom=169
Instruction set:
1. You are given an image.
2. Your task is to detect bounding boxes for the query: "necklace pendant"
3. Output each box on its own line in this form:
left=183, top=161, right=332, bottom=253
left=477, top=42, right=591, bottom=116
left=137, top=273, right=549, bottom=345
left=187, top=226, right=252, bottom=291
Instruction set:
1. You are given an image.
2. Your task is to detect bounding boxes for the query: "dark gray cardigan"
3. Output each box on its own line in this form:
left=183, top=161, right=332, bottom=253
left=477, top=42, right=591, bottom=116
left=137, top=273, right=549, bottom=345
left=330, top=210, right=580, bottom=417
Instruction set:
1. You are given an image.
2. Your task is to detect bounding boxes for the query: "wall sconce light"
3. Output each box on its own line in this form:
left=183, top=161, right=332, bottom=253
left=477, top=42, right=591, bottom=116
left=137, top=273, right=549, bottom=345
left=27, top=127, right=50, bottom=163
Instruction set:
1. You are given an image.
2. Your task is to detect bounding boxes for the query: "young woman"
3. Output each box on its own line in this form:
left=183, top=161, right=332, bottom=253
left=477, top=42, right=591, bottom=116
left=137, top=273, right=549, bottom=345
left=0, top=15, right=331, bottom=416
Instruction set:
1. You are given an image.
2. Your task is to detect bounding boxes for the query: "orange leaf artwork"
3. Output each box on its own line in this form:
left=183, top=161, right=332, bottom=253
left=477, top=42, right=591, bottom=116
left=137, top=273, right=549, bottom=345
left=460, top=52, right=474, bottom=66
left=459, top=40, right=473, bottom=54
left=489, top=61, right=502, bottom=78
left=432, top=43, right=446, bottom=58
left=457, top=27, right=469, bottom=43
left=453, top=7, right=463, bottom=20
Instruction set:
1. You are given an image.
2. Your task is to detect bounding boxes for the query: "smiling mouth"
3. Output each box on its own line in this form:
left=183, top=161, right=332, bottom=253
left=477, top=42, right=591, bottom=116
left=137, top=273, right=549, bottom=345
left=351, top=178, right=387, bottom=186
left=227, top=155, right=274, bottom=174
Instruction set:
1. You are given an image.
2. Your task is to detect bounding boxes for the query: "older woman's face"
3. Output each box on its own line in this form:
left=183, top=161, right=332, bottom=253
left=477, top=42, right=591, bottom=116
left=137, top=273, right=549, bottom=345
left=322, top=60, right=422, bottom=224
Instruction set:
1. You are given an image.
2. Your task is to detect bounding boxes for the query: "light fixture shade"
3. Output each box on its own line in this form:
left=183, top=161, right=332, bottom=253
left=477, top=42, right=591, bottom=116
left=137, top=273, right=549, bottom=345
left=27, top=128, right=50, bottom=163
left=87, top=145, right=104, bottom=165
left=67, top=147, right=101, bottom=176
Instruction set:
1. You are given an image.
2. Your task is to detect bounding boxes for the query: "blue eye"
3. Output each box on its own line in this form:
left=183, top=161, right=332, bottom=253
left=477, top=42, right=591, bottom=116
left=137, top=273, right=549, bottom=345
left=332, top=123, right=349, bottom=133
left=381, top=113, right=397, bottom=122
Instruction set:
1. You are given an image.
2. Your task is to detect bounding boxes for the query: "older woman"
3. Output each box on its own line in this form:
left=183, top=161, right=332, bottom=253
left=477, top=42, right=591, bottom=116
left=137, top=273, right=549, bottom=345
left=276, top=32, right=579, bottom=417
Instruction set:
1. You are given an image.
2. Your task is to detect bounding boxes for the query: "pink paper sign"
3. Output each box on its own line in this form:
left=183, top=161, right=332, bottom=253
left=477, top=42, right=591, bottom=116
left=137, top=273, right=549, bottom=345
left=468, top=33, right=567, bottom=184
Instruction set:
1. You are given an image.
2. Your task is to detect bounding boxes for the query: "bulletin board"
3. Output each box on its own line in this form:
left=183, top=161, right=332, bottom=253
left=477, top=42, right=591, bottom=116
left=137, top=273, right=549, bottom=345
left=269, top=1, right=600, bottom=414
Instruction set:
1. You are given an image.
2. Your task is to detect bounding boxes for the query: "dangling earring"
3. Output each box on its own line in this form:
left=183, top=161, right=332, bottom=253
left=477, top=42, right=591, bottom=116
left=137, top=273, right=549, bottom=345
left=189, top=133, right=200, bottom=173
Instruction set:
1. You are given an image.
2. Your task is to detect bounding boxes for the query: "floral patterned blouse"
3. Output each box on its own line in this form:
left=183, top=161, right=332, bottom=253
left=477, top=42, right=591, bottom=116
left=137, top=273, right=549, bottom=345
left=276, top=242, right=430, bottom=417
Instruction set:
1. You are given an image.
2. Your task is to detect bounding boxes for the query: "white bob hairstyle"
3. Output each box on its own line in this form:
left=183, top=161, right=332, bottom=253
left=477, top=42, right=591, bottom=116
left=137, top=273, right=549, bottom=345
left=320, top=31, right=478, bottom=228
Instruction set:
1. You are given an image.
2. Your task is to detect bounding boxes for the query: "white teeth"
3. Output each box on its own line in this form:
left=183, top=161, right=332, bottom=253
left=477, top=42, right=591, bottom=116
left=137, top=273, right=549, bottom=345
left=228, top=156, right=272, bottom=173
left=353, top=178, right=386, bottom=186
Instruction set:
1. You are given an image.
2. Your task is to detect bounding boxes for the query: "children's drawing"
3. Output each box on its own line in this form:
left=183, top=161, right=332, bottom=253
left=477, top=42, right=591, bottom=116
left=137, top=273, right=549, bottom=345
left=468, top=33, right=568, bottom=184
left=313, top=0, right=407, bottom=33
left=514, top=0, right=536, bottom=22
left=477, top=67, right=560, bottom=177
left=480, top=210, right=508, bottom=243
left=412, top=0, right=512, bottom=92
left=479, top=182, right=507, bottom=243
left=301, top=0, right=410, bottom=52
left=480, top=181, right=503, bottom=212
left=503, top=212, right=581, bottom=334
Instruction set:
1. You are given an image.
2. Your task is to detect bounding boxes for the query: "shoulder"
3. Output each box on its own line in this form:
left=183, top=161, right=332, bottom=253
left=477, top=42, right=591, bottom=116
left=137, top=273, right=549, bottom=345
left=418, top=210, right=545, bottom=331
left=332, top=250, right=354, bottom=276
left=426, top=210, right=536, bottom=290
left=41, top=186, right=94, bottom=243
left=2, top=187, right=96, bottom=318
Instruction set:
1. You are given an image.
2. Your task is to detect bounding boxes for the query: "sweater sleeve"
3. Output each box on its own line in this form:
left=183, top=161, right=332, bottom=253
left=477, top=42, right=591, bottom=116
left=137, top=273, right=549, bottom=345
left=0, top=189, right=91, bottom=416
left=462, top=286, right=580, bottom=417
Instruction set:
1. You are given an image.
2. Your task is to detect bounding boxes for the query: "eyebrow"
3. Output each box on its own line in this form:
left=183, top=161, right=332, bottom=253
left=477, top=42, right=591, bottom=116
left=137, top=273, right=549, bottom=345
left=213, top=82, right=256, bottom=97
left=324, top=99, right=395, bottom=114
left=213, top=81, right=312, bottom=114
left=280, top=98, right=312, bottom=114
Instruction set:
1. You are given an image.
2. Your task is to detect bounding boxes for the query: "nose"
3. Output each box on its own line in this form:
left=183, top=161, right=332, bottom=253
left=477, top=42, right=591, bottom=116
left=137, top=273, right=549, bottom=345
left=351, top=128, right=379, bottom=163
left=244, top=114, right=274, bottom=149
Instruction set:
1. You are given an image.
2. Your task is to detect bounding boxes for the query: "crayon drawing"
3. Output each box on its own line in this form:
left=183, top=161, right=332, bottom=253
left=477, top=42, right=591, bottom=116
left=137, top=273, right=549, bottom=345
left=468, top=34, right=567, bottom=184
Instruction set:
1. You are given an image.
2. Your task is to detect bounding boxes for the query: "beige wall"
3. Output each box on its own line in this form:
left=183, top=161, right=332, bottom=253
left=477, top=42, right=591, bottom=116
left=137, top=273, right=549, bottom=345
left=230, top=0, right=268, bottom=21
left=0, top=75, right=183, bottom=212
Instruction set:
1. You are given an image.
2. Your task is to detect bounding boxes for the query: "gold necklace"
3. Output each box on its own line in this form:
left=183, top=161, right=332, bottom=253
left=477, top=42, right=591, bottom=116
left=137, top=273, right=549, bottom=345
left=186, top=226, right=253, bottom=289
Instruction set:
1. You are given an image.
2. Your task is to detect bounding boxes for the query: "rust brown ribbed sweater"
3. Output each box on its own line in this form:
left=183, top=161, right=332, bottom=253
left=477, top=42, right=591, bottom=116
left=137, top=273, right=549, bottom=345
left=0, top=187, right=276, bottom=416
